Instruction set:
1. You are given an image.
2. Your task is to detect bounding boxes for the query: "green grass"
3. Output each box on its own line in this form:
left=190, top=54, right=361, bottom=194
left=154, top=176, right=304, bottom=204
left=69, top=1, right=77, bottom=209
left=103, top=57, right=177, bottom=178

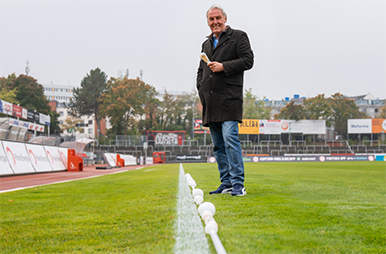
left=1, top=162, right=385, bottom=253
left=184, top=161, right=386, bottom=254
left=0, top=165, right=179, bottom=253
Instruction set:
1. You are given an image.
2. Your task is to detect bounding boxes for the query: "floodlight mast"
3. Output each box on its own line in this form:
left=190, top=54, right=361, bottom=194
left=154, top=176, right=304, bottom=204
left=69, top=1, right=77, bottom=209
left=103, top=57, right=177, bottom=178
left=25, top=60, right=30, bottom=75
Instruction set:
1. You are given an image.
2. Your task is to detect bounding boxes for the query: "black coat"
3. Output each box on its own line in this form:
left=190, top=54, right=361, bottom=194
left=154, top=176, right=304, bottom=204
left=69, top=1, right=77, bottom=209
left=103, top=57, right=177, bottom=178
left=196, top=26, right=254, bottom=127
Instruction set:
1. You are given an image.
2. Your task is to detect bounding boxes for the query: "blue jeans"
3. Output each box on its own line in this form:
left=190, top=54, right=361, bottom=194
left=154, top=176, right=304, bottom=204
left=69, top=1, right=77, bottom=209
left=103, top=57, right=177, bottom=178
left=209, top=121, right=244, bottom=186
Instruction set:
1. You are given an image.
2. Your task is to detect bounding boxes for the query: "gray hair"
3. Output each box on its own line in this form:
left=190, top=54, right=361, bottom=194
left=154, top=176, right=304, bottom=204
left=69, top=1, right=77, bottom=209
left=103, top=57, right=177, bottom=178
left=206, top=4, right=227, bottom=19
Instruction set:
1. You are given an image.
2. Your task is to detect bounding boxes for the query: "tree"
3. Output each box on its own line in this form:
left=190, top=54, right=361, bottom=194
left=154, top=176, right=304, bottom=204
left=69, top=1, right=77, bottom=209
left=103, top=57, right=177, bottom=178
left=100, top=77, right=158, bottom=135
left=5, top=74, right=51, bottom=114
left=274, top=101, right=306, bottom=120
left=303, top=94, right=333, bottom=126
left=377, top=105, right=386, bottom=118
left=67, top=68, right=107, bottom=137
left=329, top=93, right=367, bottom=138
left=243, top=88, right=271, bottom=119
left=0, top=86, right=19, bottom=105
left=0, top=74, right=60, bottom=133
left=60, top=116, right=84, bottom=133
left=157, top=91, right=177, bottom=130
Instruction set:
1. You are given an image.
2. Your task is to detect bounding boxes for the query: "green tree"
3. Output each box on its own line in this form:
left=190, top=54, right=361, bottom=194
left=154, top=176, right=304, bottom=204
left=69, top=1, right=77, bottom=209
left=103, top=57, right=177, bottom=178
left=377, top=105, right=386, bottom=118
left=0, top=86, right=19, bottom=105
left=243, top=88, right=271, bottom=119
left=303, top=94, right=333, bottom=126
left=100, top=77, right=158, bottom=135
left=0, top=74, right=19, bottom=104
left=274, top=101, right=306, bottom=120
left=329, top=93, right=367, bottom=138
left=67, top=68, right=107, bottom=136
left=61, top=116, right=84, bottom=133
left=7, top=75, right=50, bottom=114
left=0, top=74, right=60, bottom=133
left=157, top=91, right=176, bottom=130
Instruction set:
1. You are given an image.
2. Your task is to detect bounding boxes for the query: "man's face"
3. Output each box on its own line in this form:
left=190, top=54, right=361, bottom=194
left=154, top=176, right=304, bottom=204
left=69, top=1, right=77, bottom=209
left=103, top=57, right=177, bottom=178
left=207, top=8, right=227, bottom=37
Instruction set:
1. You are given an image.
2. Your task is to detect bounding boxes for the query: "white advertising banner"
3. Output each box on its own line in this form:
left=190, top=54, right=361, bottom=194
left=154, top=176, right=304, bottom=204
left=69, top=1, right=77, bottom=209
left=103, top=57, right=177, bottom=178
left=348, top=119, right=372, bottom=134
left=25, top=144, right=53, bottom=172
left=0, top=141, right=14, bottom=175
left=44, top=146, right=66, bottom=171
left=280, top=120, right=326, bottom=134
left=28, top=122, right=45, bottom=132
left=296, top=120, right=326, bottom=134
left=39, top=113, right=51, bottom=126
left=121, top=154, right=137, bottom=166
left=2, top=141, right=35, bottom=174
left=104, top=153, right=117, bottom=167
left=9, top=118, right=29, bottom=129
left=259, top=120, right=282, bottom=134
left=58, top=147, right=69, bottom=169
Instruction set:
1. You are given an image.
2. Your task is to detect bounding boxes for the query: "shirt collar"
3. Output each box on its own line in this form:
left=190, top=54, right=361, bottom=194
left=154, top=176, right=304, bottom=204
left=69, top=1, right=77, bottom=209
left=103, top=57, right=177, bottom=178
left=207, top=26, right=229, bottom=39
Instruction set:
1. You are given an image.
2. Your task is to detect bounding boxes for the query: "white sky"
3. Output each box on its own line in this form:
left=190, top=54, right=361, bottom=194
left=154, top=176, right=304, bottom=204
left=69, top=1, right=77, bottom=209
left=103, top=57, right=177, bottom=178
left=0, top=0, right=385, bottom=100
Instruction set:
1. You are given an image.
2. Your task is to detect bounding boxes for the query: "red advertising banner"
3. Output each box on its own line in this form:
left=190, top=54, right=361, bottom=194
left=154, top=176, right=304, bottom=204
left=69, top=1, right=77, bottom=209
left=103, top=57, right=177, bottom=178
left=194, top=119, right=210, bottom=134
left=12, top=105, right=23, bottom=118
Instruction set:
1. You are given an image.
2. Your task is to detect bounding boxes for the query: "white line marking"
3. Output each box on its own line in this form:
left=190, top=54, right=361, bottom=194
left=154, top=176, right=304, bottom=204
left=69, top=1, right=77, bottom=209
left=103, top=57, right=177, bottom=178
left=174, top=164, right=210, bottom=254
left=0, top=167, right=138, bottom=194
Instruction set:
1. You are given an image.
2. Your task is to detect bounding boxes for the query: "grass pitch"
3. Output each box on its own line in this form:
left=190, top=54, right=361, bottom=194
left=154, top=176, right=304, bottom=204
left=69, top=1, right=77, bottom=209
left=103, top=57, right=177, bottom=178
left=1, top=161, right=385, bottom=253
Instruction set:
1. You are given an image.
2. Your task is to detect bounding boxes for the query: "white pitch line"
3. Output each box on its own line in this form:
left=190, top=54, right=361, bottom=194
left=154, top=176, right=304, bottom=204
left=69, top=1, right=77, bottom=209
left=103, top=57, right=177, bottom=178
left=174, top=164, right=210, bottom=254
left=0, top=167, right=138, bottom=194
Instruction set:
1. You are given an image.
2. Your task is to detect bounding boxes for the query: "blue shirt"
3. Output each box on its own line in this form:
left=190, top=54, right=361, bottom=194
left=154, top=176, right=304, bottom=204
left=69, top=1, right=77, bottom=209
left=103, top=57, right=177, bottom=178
left=213, top=30, right=226, bottom=48
left=213, top=35, right=219, bottom=48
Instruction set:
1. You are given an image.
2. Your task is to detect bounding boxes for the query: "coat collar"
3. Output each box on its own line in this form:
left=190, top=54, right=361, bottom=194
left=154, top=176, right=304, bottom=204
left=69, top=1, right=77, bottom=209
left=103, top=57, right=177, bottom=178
left=207, top=25, right=232, bottom=40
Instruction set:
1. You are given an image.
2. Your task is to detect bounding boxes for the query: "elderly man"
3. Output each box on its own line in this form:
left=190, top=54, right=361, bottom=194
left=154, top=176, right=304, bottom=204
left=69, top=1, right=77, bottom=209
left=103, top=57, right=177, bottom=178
left=196, top=5, right=254, bottom=196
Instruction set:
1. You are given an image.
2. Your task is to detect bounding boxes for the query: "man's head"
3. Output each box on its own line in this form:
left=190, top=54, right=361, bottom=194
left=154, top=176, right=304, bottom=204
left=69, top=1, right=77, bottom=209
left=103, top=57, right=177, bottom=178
left=206, top=5, right=227, bottom=38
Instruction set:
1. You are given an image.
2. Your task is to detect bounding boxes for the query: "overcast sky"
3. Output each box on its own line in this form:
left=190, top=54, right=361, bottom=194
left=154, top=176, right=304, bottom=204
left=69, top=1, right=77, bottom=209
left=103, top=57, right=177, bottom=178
left=0, top=0, right=385, bottom=100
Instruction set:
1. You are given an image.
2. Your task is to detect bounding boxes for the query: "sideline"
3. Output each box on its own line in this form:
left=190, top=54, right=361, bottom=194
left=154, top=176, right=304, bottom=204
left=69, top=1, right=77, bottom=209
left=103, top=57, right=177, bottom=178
left=0, top=166, right=145, bottom=194
left=173, top=164, right=210, bottom=254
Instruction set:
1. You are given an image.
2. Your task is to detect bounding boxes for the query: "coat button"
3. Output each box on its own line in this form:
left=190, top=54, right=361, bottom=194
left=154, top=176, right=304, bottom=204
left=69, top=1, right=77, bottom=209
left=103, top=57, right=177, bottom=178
left=210, top=75, right=212, bottom=78
left=210, top=91, right=213, bottom=94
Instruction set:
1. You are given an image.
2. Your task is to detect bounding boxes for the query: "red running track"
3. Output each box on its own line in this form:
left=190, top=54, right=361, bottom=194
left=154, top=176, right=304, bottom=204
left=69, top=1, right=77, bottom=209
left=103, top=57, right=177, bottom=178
left=0, top=164, right=148, bottom=193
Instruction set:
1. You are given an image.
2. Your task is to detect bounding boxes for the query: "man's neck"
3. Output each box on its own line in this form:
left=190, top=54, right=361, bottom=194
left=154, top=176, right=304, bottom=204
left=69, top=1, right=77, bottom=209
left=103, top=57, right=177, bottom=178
left=213, top=26, right=228, bottom=39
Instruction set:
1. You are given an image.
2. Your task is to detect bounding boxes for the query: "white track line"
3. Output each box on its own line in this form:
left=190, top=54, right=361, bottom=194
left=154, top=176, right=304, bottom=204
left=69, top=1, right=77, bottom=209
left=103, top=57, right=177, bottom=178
left=0, top=167, right=140, bottom=194
left=174, top=164, right=210, bottom=254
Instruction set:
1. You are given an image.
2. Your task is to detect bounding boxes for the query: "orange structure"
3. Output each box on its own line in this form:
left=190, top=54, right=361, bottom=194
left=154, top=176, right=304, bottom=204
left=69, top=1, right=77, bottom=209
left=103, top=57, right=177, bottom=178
left=153, top=152, right=166, bottom=164
left=67, top=149, right=83, bottom=171
left=116, top=154, right=125, bottom=167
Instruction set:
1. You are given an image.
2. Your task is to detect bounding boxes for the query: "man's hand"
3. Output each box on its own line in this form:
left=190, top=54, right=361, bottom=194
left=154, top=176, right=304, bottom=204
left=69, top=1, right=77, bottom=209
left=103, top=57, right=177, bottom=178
left=208, top=61, right=224, bottom=73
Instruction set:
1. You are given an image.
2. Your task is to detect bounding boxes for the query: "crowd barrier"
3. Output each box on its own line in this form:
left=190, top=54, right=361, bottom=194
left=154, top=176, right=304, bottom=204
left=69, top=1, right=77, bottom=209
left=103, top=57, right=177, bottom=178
left=0, top=140, right=68, bottom=176
left=0, top=141, right=152, bottom=176
left=103, top=153, right=138, bottom=167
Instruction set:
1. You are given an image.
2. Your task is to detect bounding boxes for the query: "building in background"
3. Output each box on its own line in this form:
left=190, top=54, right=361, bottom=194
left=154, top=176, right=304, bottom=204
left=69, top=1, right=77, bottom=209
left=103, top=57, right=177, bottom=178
left=346, top=93, right=385, bottom=118
left=44, top=83, right=385, bottom=139
left=44, top=84, right=111, bottom=139
left=264, top=93, right=385, bottom=119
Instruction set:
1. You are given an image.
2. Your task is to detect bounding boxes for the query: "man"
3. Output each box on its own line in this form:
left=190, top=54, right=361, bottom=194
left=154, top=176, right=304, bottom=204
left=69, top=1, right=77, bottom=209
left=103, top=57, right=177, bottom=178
left=196, top=5, right=254, bottom=196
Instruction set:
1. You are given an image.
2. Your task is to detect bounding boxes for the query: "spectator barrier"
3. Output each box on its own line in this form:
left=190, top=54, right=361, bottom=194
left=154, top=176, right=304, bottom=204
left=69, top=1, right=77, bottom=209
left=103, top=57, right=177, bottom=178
left=103, top=153, right=138, bottom=167
left=0, top=140, right=68, bottom=176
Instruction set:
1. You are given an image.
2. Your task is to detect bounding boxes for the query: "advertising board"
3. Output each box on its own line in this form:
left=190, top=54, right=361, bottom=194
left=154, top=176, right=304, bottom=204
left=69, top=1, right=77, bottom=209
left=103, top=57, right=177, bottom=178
left=348, top=119, right=372, bottom=134
left=44, top=146, right=67, bottom=171
left=372, top=119, right=386, bottom=133
left=25, top=144, right=53, bottom=172
left=0, top=141, right=14, bottom=175
left=104, top=153, right=117, bottom=167
left=58, top=147, right=69, bottom=169
left=2, top=141, right=35, bottom=174
left=239, top=119, right=259, bottom=134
